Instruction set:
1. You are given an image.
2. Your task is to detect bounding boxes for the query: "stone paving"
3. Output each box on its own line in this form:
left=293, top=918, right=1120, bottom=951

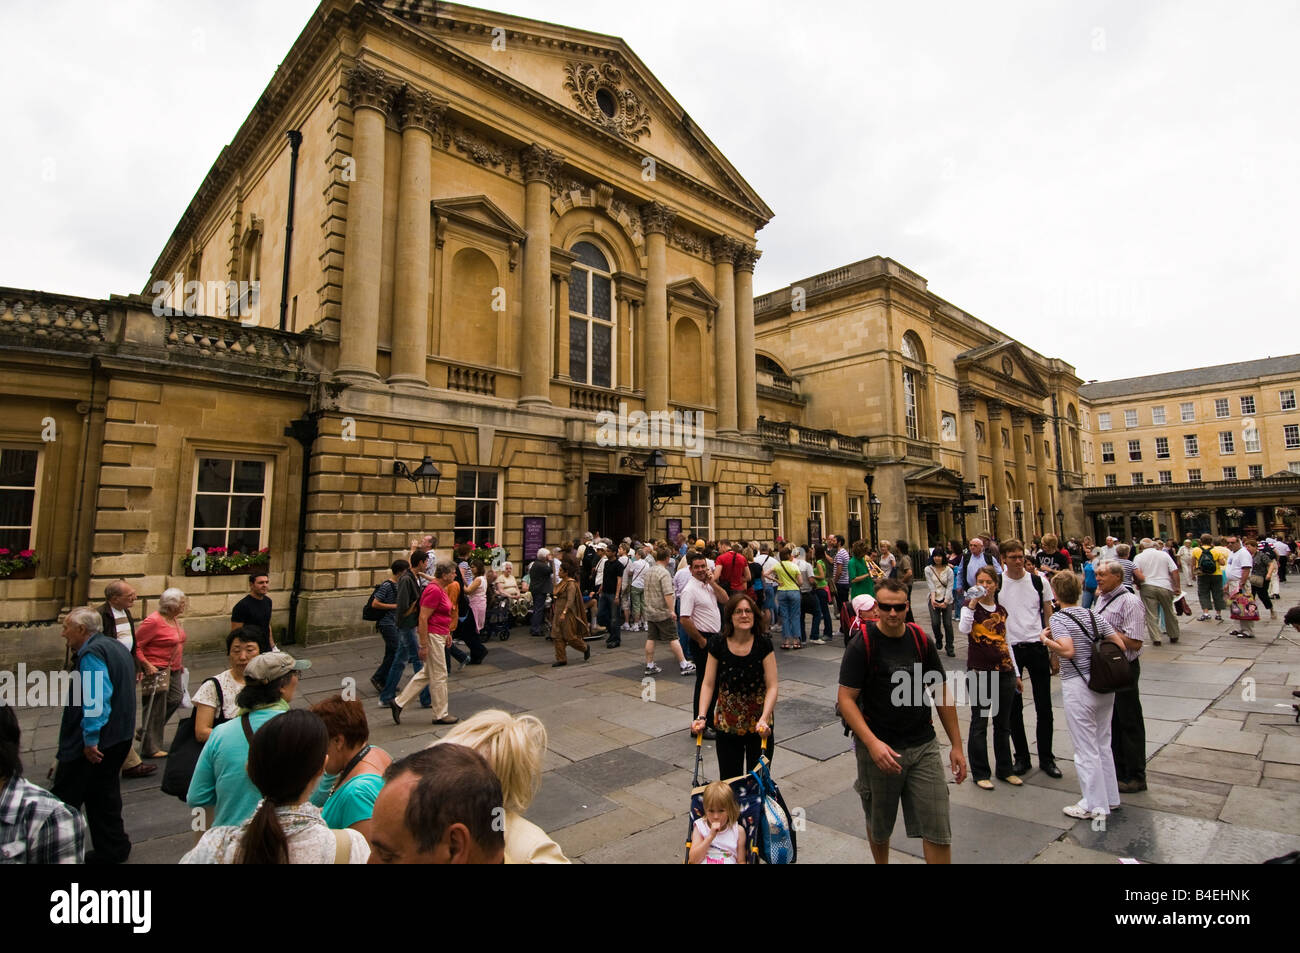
left=13, top=584, right=1300, bottom=864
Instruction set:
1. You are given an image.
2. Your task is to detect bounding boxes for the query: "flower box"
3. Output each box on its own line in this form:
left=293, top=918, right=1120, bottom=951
left=178, top=547, right=271, bottom=576
left=0, top=565, right=36, bottom=580
left=0, top=549, right=38, bottom=580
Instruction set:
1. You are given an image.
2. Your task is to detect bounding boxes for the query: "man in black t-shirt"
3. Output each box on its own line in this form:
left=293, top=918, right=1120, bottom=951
left=231, top=572, right=274, bottom=647
left=837, top=578, right=966, bottom=864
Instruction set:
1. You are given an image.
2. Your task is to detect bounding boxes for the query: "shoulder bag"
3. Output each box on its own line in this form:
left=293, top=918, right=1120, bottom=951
left=160, top=676, right=225, bottom=800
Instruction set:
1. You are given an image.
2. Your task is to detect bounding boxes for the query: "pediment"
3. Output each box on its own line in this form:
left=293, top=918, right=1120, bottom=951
left=955, top=340, right=1049, bottom=398
left=376, top=2, right=773, bottom=223
left=433, top=195, right=526, bottom=242
left=667, top=277, right=719, bottom=312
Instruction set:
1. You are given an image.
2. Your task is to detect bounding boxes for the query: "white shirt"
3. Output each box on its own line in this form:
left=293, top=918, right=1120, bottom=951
left=999, top=571, right=1050, bottom=645
left=629, top=557, right=650, bottom=590
left=754, top=553, right=777, bottom=587
left=679, top=576, right=722, bottom=634
left=1227, top=547, right=1253, bottom=583
left=673, top=565, right=693, bottom=599
left=111, top=607, right=133, bottom=652
left=794, top=558, right=813, bottom=591
left=1133, top=548, right=1177, bottom=591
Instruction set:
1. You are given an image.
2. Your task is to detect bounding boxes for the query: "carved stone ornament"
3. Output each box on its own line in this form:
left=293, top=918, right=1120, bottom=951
left=733, top=244, right=760, bottom=273
left=398, top=88, right=444, bottom=136
left=519, top=144, right=563, bottom=185
left=710, top=235, right=741, bottom=264
left=640, top=201, right=677, bottom=236
left=346, top=63, right=395, bottom=114
left=563, top=61, right=652, bottom=142
left=447, top=123, right=513, bottom=174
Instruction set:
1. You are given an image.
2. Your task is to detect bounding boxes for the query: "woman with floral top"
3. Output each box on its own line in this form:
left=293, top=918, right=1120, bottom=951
left=181, top=710, right=368, bottom=864
left=957, top=566, right=1024, bottom=789
left=692, top=593, right=778, bottom=779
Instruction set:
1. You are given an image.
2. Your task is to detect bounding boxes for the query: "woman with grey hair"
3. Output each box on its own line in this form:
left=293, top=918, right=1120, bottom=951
left=134, top=587, right=189, bottom=757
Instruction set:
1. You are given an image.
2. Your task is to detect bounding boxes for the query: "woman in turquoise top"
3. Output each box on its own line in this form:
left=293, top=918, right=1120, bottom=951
left=311, top=695, right=392, bottom=840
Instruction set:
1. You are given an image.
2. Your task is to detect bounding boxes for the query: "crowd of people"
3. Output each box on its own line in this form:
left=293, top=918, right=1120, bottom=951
left=3, top=522, right=1297, bottom=866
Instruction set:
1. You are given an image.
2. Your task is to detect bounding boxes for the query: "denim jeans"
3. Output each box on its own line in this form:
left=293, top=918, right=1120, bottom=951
left=372, top=621, right=398, bottom=686
left=777, top=589, right=802, bottom=641
left=598, top=592, right=621, bottom=633
left=381, top=626, right=430, bottom=707
left=810, top=588, right=833, bottom=640
left=676, top=597, right=691, bottom=658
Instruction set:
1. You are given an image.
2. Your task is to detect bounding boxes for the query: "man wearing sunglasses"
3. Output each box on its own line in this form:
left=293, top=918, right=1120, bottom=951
left=838, top=578, right=967, bottom=864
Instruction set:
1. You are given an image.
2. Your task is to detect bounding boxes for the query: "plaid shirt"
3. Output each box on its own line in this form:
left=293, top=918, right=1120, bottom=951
left=0, top=775, right=86, bottom=864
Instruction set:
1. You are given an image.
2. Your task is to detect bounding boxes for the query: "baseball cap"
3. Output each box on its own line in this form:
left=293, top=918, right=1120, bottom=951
left=244, top=651, right=311, bottom=684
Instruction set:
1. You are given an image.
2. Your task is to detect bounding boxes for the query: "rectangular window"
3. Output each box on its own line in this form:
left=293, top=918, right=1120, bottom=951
left=1098, top=413, right=1111, bottom=431
left=1187, top=468, right=1202, bottom=483
left=1290, top=462, right=1300, bottom=475
left=568, top=260, right=616, bottom=388
left=1184, top=434, right=1199, bottom=457
left=0, top=447, right=40, bottom=552
left=1286, top=424, right=1300, bottom=450
left=1124, top=409, right=1138, bottom=428
left=1219, top=431, right=1235, bottom=454
left=191, top=455, right=271, bottom=553
left=1158, top=470, right=1172, bottom=484
left=454, top=469, right=499, bottom=546
left=1154, top=436, right=1170, bottom=459
left=1151, top=405, right=1166, bottom=425
left=1215, top=398, right=1230, bottom=418
left=1101, top=441, right=1115, bottom=463
left=1282, top=389, right=1297, bottom=412
left=808, top=492, right=825, bottom=541
left=690, top=485, right=713, bottom=541
left=1222, top=466, right=1237, bottom=480
left=847, top=496, right=863, bottom=543
left=1128, top=439, right=1142, bottom=462
left=1248, top=465, right=1263, bottom=480
left=1131, top=472, right=1144, bottom=485
left=903, top=370, right=918, bottom=440
left=1244, top=427, right=1261, bottom=453
left=1180, top=402, right=1195, bottom=422
left=1240, top=395, right=1255, bottom=415
left=1104, top=473, right=1117, bottom=487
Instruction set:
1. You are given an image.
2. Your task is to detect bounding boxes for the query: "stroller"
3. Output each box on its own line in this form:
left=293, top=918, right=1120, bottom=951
left=683, top=734, right=796, bottom=864
left=483, top=592, right=512, bottom=641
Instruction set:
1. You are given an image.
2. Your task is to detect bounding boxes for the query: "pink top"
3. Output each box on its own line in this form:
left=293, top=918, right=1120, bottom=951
left=134, top=611, right=186, bottom=670
left=419, top=582, right=453, bottom=634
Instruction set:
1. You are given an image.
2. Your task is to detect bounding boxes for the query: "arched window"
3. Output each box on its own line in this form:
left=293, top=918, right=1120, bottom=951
left=569, top=241, right=615, bottom=388
left=900, top=332, right=926, bottom=440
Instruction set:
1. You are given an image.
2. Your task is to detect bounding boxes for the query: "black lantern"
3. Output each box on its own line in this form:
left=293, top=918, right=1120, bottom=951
left=1055, top=508, right=1065, bottom=536
left=393, top=455, right=441, bottom=497
left=989, top=503, right=1000, bottom=540
left=622, top=449, right=679, bottom=512
left=1036, top=507, right=1045, bottom=536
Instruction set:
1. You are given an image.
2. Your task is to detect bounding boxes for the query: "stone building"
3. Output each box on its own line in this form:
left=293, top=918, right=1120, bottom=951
left=1079, top=355, right=1300, bottom=541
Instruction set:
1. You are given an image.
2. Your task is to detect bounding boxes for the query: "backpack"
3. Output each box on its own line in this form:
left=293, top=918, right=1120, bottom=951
left=837, top=621, right=930, bottom=735
left=1060, top=608, right=1131, bottom=694
left=1198, top=546, right=1218, bottom=576
left=362, top=581, right=388, bottom=622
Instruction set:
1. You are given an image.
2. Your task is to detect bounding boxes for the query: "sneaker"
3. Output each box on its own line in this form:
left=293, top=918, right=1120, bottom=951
left=1235, top=631, right=1255, bottom=639
left=1197, top=613, right=1210, bottom=621
left=680, top=661, right=697, bottom=675
left=644, top=662, right=662, bottom=675
left=1062, top=802, right=1095, bottom=820
left=639, top=621, right=648, bottom=631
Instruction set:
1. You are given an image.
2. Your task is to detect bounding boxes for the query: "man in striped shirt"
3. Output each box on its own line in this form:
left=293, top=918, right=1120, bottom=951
left=1093, top=560, right=1149, bottom=794
left=831, top=535, right=852, bottom=635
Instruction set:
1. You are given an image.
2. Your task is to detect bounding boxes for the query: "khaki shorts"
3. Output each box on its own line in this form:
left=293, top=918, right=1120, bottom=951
left=646, top=617, right=677, bottom=642
left=854, top=735, right=951, bottom=846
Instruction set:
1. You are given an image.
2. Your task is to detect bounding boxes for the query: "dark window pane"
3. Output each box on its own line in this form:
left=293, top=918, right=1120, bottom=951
left=227, top=529, right=261, bottom=553
left=456, top=471, right=476, bottom=498
left=570, top=317, right=587, bottom=382
left=571, top=242, right=608, bottom=271
left=480, top=472, right=498, bottom=497
left=194, top=495, right=229, bottom=529
left=455, top=501, right=474, bottom=526
left=475, top=528, right=492, bottom=547
left=568, top=268, right=587, bottom=314
left=232, top=460, right=265, bottom=494
left=197, top=458, right=231, bottom=493
left=230, top=496, right=263, bottom=528
left=0, top=528, right=30, bottom=550
left=0, top=449, right=38, bottom=487
left=192, top=530, right=226, bottom=552
left=0, top=489, right=34, bottom=530
left=476, top=501, right=495, bottom=527
left=591, top=322, right=611, bottom=389
left=592, top=274, right=611, bottom=319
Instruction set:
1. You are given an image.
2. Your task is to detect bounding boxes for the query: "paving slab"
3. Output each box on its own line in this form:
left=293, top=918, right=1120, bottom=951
left=1175, top=725, right=1267, bottom=756
left=602, top=701, right=696, bottom=737
left=1069, top=804, right=1222, bottom=864
left=1030, top=840, right=1121, bottom=864
left=1146, top=744, right=1263, bottom=786
left=481, top=675, right=593, bottom=710
left=1219, top=785, right=1300, bottom=835
left=1137, top=679, right=1234, bottom=699
left=947, top=773, right=1079, bottom=830
left=130, top=831, right=200, bottom=865
left=1118, top=782, right=1227, bottom=821
left=554, top=747, right=675, bottom=795
left=442, top=688, right=526, bottom=716
left=523, top=772, right=618, bottom=832
left=1138, top=694, right=1213, bottom=721
left=574, top=816, right=690, bottom=864
left=781, top=723, right=854, bottom=762
left=1206, top=823, right=1300, bottom=863
left=1262, top=733, right=1300, bottom=764
left=630, top=729, right=715, bottom=772
left=889, top=803, right=1063, bottom=864
left=551, top=804, right=671, bottom=858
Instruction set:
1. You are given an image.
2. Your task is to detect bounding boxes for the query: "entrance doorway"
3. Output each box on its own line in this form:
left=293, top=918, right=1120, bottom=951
left=586, top=474, right=641, bottom=542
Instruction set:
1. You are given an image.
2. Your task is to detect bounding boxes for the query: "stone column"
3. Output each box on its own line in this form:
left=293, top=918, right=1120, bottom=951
left=388, top=89, right=442, bottom=388
left=520, top=144, right=562, bottom=409
left=631, top=299, right=644, bottom=394
left=337, top=64, right=393, bottom=382
left=958, top=388, right=980, bottom=486
left=1031, top=415, right=1051, bottom=529
left=987, top=399, right=1007, bottom=519
left=616, top=293, right=631, bottom=389
left=711, top=236, right=739, bottom=436
left=734, top=244, right=760, bottom=433
left=641, top=202, right=676, bottom=413
left=1011, top=408, right=1031, bottom=510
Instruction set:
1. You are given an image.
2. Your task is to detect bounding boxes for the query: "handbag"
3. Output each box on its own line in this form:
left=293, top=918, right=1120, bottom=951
left=179, top=667, right=193, bottom=710
left=1249, top=573, right=1265, bottom=590
left=1230, top=589, right=1259, bottom=622
left=140, top=669, right=170, bottom=695
left=160, top=676, right=224, bottom=800
left=1062, top=608, right=1131, bottom=694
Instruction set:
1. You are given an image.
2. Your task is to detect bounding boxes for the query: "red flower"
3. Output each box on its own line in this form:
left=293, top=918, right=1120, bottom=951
left=0, top=549, right=9, bottom=556
left=19, top=550, right=34, bottom=558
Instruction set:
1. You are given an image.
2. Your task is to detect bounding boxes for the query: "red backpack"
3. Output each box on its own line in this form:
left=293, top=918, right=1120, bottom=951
left=838, top=620, right=931, bottom=734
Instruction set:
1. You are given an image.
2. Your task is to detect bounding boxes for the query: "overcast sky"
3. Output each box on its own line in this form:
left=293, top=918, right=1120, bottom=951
left=3, top=0, right=1297, bottom=382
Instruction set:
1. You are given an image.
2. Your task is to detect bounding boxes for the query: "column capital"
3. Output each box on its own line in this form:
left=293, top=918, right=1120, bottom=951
left=397, top=87, right=444, bottom=136
left=710, top=235, right=742, bottom=264
left=733, top=244, right=760, bottom=273
left=640, top=201, right=678, bottom=235
left=346, top=63, right=397, bottom=115
left=1031, top=414, right=1047, bottom=434
left=986, top=398, right=1004, bottom=420
left=958, top=387, right=979, bottom=413
left=1010, top=407, right=1028, bottom=426
left=520, top=144, right=564, bottom=185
